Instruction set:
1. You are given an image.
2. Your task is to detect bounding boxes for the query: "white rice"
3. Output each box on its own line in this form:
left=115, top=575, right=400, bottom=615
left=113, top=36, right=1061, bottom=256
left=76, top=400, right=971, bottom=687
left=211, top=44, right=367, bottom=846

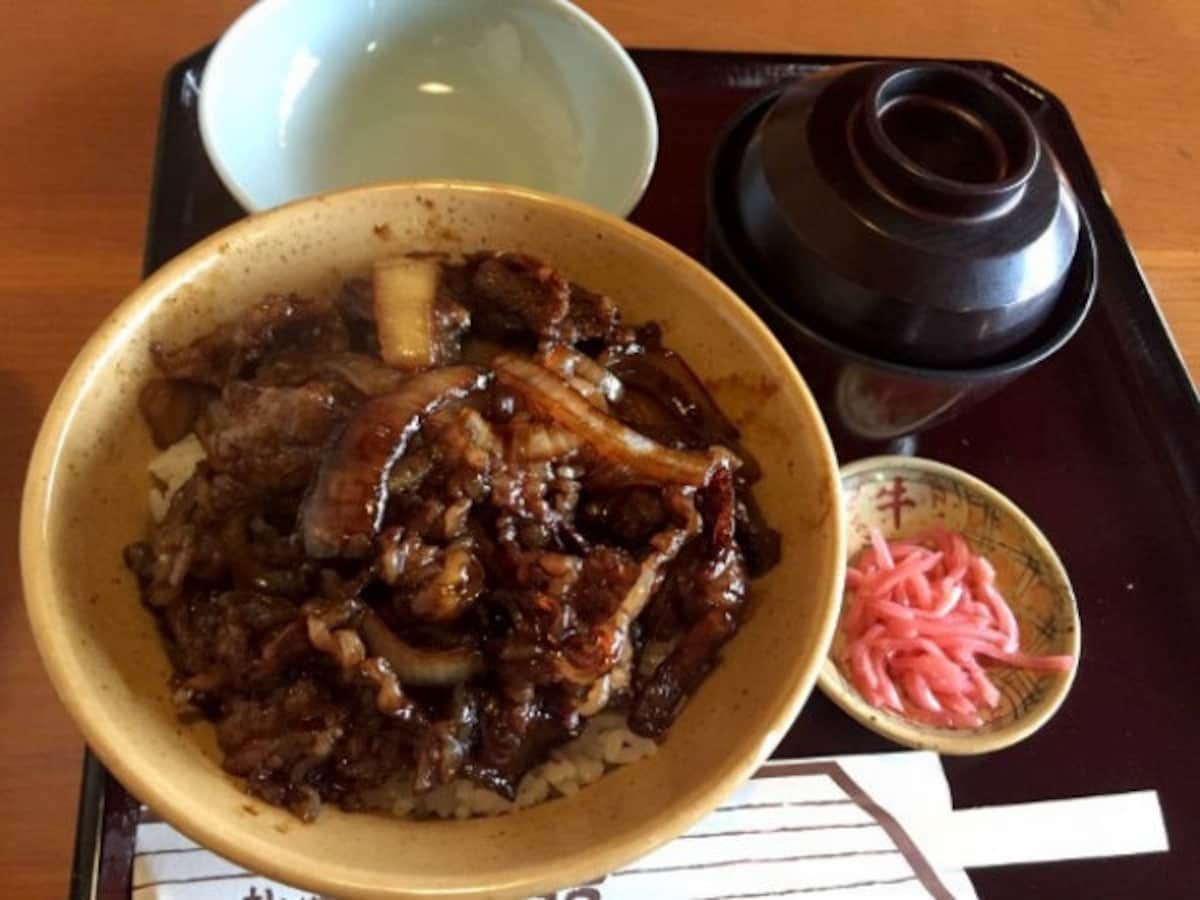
left=148, top=434, right=206, bottom=521
left=387, top=712, right=657, bottom=819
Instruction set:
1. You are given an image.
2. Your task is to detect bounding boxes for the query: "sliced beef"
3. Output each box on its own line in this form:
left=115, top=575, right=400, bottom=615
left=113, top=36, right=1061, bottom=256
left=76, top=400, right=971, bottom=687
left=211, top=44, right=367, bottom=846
left=139, top=378, right=213, bottom=449
left=254, top=350, right=409, bottom=397
left=196, top=380, right=354, bottom=492
left=151, top=294, right=350, bottom=387
left=216, top=678, right=347, bottom=822
left=578, top=486, right=669, bottom=548
left=127, top=260, right=779, bottom=821
left=465, top=692, right=575, bottom=799
left=629, top=467, right=748, bottom=737
left=448, top=252, right=621, bottom=345
left=628, top=608, right=737, bottom=738
left=469, top=253, right=571, bottom=339
left=561, top=283, right=621, bottom=344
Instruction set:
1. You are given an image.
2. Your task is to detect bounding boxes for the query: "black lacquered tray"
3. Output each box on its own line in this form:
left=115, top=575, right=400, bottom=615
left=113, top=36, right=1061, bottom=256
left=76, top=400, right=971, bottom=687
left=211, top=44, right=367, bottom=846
left=70, top=47, right=1200, bottom=900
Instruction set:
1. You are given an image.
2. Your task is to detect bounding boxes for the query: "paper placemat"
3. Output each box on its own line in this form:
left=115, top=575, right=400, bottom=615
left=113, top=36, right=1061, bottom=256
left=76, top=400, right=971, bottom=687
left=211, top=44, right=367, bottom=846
left=131, top=751, right=1167, bottom=899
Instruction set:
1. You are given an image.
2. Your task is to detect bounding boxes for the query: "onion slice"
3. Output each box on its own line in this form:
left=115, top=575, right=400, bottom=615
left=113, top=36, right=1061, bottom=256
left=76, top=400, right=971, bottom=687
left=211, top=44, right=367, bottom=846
left=539, top=344, right=624, bottom=408
left=502, top=422, right=585, bottom=462
left=561, top=489, right=700, bottom=710
left=494, top=353, right=730, bottom=486
left=373, top=257, right=440, bottom=370
left=300, top=366, right=488, bottom=557
left=360, top=611, right=483, bottom=686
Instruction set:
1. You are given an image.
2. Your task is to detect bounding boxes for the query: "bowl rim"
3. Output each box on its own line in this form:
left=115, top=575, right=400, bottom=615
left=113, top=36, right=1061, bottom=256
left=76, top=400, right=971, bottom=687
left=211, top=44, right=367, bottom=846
left=197, top=0, right=659, bottom=219
left=817, top=454, right=1081, bottom=755
left=862, top=63, right=1041, bottom=204
left=706, top=87, right=1098, bottom=383
left=21, top=179, right=844, bottom=899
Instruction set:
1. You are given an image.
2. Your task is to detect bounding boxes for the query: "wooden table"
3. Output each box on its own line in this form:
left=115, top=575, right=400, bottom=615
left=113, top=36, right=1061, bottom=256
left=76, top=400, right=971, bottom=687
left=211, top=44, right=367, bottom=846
left=1, top=2, right=1195, bottom=895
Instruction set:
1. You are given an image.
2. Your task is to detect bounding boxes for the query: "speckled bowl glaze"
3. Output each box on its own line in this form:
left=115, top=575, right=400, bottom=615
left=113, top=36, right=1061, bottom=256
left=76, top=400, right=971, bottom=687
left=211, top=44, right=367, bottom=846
left=820, top=456, right=1080, bottom=755
left=22, top=182, right=843, bottom=900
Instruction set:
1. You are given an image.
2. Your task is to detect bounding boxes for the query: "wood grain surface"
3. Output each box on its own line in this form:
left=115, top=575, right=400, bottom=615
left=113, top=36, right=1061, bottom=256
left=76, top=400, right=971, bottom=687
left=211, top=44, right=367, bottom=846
left=1, top=2, right=1195, bottom=895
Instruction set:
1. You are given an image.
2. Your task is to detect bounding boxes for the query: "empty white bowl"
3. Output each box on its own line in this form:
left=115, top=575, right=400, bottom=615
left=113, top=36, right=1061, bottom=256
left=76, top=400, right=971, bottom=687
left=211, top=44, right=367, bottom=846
left=199, top=0, right=658, bottom=216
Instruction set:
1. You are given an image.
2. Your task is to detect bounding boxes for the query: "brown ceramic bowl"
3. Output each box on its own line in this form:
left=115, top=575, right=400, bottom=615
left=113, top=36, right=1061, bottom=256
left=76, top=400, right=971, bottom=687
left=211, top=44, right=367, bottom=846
left=21, top=183, right=844, bottom=900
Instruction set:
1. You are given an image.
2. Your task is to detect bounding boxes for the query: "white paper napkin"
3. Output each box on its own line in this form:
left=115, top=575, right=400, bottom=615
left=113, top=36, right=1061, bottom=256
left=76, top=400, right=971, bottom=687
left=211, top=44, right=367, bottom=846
left=130, top=751, right=1167, bottom=900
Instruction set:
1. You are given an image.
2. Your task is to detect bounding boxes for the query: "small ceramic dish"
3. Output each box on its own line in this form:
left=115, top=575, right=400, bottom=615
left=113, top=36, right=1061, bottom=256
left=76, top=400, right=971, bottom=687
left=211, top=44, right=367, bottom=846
left=819, top=456, right=1080, bottom=754
left=199, top=0, right=657, bottom=216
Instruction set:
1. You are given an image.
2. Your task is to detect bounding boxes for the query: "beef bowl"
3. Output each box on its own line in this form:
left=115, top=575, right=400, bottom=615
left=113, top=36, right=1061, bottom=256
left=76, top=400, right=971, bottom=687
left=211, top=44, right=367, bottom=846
left=21, top=183, right=843, bottom=899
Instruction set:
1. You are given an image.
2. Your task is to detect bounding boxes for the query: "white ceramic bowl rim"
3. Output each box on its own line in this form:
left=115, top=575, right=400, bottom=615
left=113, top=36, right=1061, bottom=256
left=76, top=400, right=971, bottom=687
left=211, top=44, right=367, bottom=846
left=198, top=0, right=659, bottom=218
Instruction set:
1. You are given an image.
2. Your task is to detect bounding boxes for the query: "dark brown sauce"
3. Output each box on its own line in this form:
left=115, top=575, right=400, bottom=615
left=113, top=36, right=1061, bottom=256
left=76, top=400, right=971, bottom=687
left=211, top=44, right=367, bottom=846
left=126, top=252, right=779, bottom=822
